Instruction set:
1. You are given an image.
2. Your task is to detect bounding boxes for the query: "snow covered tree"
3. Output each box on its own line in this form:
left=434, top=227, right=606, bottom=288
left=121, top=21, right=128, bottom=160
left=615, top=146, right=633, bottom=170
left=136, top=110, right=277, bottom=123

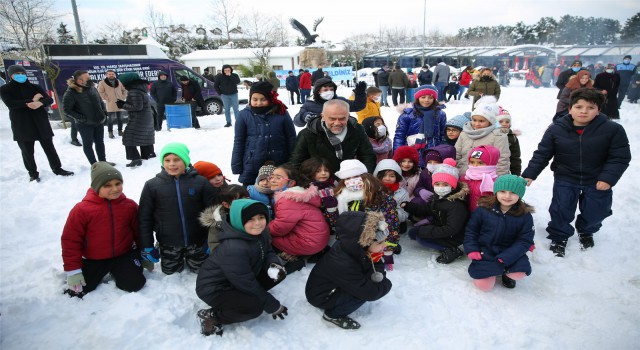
left=619, top=12, right=640, bottom=43
left=0, top=0, right=57, bottom=50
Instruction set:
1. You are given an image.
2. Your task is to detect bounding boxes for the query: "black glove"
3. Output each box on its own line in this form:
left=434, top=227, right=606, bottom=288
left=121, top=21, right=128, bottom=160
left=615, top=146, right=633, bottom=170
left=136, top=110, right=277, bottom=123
left=354, top=81, right=367, bottom=94
left=393, top=243, right=402, bottom=255
left=116, top=100, right=126, bottom=108
left=272, top=305, right=288, bottom=320
left=304, top=112, right=317, bottom=122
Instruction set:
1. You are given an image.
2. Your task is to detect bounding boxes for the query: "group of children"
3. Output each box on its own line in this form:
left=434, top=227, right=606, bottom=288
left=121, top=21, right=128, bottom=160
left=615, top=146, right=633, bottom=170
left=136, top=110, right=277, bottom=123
left=60, top=84, right=630, bottom=337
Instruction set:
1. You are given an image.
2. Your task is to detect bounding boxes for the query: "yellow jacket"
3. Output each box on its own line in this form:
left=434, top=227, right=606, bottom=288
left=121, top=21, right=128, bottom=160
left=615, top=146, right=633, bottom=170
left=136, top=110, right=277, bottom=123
left=355, top=99, right=381, bottom=123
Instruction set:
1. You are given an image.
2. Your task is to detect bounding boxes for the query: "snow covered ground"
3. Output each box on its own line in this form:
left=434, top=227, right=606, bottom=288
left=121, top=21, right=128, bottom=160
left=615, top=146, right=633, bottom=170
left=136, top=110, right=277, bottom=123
left=1, top=80, right=639, bottom=349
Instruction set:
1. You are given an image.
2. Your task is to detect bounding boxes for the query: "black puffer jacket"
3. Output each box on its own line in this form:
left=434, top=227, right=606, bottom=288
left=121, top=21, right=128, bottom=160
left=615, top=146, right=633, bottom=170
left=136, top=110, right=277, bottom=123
left=0, top=80, right=54, bottom=141
left=214, top=65, right=241, bottom=95
left=62, top=79, right=107, bottom=126
left=121, top=80, right=155, bottom=147
left=150, top=73, right=177, bottom=106
left=305, top=211, right=392, bottom=310
left=138, top=167, right=217, bottom=248
left=196, top=218, right=281, bottom=312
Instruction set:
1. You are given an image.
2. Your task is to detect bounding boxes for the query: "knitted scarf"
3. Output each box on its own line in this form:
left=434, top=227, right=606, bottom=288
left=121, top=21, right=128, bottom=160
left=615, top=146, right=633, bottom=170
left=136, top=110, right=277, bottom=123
left=321, top=121, right=346, bottom=160
left=462, top=122, right=496, bottom=140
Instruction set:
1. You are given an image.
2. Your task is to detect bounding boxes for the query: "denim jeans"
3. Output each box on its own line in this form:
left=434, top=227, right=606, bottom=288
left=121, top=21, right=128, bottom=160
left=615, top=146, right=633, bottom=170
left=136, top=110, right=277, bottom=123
left=435, top=82, right=447, bottom=102
left=379, top=86, right=389, bottom=106
left=220, top=93, right=239, bottom=124
left=76, top=123, right=106, bottom=164
left=300, top=89, right=311, bottom=103
left=458, top=85, right=468, bottom=100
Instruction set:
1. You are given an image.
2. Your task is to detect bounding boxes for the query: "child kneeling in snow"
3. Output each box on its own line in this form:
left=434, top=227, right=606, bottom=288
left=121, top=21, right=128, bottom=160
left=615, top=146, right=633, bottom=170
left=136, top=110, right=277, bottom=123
left=305, top=211, right=392, bottom=330
left=61, top=162, right=146, bottom=298
left=464, top=175, right=534, bottom=291
left=196, top=199, right=288, bottom=336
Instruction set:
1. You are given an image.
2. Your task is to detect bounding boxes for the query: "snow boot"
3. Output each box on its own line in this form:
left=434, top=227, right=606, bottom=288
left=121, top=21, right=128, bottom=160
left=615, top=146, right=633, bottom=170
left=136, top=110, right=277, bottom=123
left=550, top=239, right=568, bottom=257
left=126, top=159, right=143, bottom=168
left=436, top=247, right=463, bottom=264
left=109, top=131, right=115, bottom=139
left=322, top=314, right=361, bottom=330
left=579, top=233, right=594, bottom=250
left=70, top=139, right=82, bottom=147
left=197, top=309, right=223, bottom=336
left=501, top=273, right=516, bottom=289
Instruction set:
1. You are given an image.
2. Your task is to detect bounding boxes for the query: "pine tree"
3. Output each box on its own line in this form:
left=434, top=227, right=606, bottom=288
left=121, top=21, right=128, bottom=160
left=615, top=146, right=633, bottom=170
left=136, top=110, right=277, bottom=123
left=620, top=12, right=640, bottom=43
left=56, top=22, right=74, bottom=44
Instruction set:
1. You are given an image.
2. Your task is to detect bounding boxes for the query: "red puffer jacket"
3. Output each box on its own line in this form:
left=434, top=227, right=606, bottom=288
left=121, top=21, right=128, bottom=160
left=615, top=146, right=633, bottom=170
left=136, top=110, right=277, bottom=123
left=61, top=189, right=139, bottom=271
left=269, top=185, right=330, bottom=256
left=459, top=71, right=473, bottom=87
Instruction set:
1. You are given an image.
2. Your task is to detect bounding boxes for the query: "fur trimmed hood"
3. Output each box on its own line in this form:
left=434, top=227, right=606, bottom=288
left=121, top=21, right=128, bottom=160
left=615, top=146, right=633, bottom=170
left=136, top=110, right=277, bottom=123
left=357, top=211, right=386, bottom=248
left=444, top=182, right=469, bottom=202
left=199, top=204, right=223, bottom=228
left=274, top=184, right=321, bottom=206
left=335, top=211, right=386, bottom=259
left=67, top=78, right=85, bottom=93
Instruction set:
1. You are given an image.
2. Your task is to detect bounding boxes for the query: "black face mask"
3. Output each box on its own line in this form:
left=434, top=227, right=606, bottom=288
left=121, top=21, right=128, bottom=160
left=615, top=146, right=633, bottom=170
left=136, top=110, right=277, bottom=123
left=252, top=106, right=271, bottom=114
left=481, top=76, right=491, bottom=82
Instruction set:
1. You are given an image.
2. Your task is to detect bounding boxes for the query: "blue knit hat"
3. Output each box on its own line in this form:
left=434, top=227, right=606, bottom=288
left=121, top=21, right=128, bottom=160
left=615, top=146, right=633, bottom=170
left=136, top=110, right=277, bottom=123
left=446, top=112, right=472, bottom=131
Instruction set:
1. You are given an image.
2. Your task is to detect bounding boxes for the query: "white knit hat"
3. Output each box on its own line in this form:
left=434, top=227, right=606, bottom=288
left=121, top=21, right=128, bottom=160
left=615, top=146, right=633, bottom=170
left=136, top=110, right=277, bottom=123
left=335, top=159, right=368, bottom=179
left=373, top=159, right=403, bottom=181
left=471, top=96, right=499, bottom=125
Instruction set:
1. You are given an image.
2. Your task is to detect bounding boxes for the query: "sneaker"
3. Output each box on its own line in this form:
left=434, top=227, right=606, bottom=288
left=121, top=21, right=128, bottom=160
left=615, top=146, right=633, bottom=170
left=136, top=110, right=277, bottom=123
left=436, top=247, right=463, bottom=264
left=322, top=314, right=361, bottom=330
left=108, top=131, right=115, bottom=139
left=224, top=123, right=232, bottom=128
left=501, top=273, right=516, bottom=289
left=197, top=309, right=223, bottom=336
left=126, top=159, right=142, bottom=168
left=550, top=239, right=568, bottom=257
left=70, top=140, right=82, bottom=147
left=53, top=168, right=74, bottom=176
left=579, top=234, right=594, bottom=250
left=29, top=174, right=41, bottom=182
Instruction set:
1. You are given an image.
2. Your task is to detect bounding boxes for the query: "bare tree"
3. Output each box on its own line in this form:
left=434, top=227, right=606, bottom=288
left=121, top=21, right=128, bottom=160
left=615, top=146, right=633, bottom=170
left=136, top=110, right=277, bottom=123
left=209, top=0, right=244, bottom=42
left=0, top=0, right=57, bottom=50
left=145, top=1, right=167, bottom=39
left=341, top=34, right=376, bottom=72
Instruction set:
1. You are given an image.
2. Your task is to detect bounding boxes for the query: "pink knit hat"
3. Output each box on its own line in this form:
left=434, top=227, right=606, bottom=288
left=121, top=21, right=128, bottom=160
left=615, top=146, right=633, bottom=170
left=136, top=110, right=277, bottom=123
left=468, top=145, right=500, bottom=166
left=414, top=85, right=438, bottom=100
left=431, top=158, right=459, bottom=188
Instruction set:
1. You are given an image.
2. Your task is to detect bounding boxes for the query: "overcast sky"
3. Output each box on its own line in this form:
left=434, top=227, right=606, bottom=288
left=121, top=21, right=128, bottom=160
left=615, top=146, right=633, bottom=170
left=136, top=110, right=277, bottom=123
left=55, top=0, right=637, bottom=43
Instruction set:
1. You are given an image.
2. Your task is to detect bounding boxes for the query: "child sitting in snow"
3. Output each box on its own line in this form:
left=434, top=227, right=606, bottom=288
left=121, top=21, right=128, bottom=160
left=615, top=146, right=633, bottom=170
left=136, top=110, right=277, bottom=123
left=393, top=146, right=421, bottom=200
left=461, top=145, right=500, bottom=212
left=402, top=159, right=470, bottom=264
left=199, top=184, right=249, bottom=253
left=196, top=199, right=288, bottom=336
left=374, top=159, right=410, bottom=234
left=305, top=211, right=392, bottom=330
left=61, top=162, right=146, bottom=298
left=193, top=161, right=230, bottom=193
left=497, top=107, right=522, bottom=176
left=247, top=163, right=276, bottom=218
left=138, top=143, right=217, bottom=275
left=464, top=175, right=534, bottom=291
left=362, top=116, right=392, bottom=164
left=455, top=96, right=510, bottom=175
left=300, top=157, right=339, bottom=234
left=411, top=144, right=456, bottom=207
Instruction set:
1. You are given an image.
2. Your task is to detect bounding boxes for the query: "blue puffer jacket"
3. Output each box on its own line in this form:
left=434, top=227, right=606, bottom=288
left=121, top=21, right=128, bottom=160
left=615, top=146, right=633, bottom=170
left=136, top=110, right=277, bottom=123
left=521, top=113, right=631, bottom=187
left=463, top=204, right=534, bottom=279
left=231, top=106, right=297, bottom=184
left=393, top=105, right=447, bottom=166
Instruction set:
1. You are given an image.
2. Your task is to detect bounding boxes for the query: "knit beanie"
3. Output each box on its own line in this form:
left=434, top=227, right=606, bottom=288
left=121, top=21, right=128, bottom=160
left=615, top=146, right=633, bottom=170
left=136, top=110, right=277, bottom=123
left=249, top=81, right=274, bottom=98
left=468, top=145, right=500, bottom=166
left=493, top=174, right=527, bottom=199
left=256, top=164, right=276, bottom=183
left=606, top=63, right=616, bottom=70
left=90, top=161, right=123, bottom=193
left=7, top=65, right=26, bottom=76
left=446, top=112, right=472, bottom=131
left=193, top=161, right=222, bottom=180
left=414, top=84, right=438, bottom=100
left=335, top=159, right=368, bottom=179
left=118, top=72, right=144, bottom=87
left=431, top=158, right=459, bottom=188
left=229, top=198, right=269, bottom=232
left=471, top=96, right=499, bottom=125
left=373, top=159, right=403, bottom=181
left=424, top=150, right=443, bottom=163
left=160, top=142, right=190, bottom=167
left=498, top=106, right=511, bottom=122
left=392, top=146, right=420, bottom=165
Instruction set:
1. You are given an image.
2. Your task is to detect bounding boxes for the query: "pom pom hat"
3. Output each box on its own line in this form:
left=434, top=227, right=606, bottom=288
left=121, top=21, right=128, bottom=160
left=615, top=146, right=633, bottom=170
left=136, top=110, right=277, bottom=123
left=431, top=158, right=459, bottom=188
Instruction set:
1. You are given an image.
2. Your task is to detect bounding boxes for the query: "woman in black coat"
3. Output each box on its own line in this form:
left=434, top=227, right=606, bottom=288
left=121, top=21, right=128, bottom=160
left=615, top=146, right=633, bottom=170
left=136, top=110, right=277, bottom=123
left=593, top=65, right=620, bottom=119
left=118, top=73, right=156, bottom=167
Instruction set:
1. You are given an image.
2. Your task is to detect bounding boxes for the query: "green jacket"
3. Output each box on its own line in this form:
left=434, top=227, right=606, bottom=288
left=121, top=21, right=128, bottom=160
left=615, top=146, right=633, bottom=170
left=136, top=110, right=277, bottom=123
left=467, top=75, right=501, bottom=105
left=289, top=116, right=376, bottom=174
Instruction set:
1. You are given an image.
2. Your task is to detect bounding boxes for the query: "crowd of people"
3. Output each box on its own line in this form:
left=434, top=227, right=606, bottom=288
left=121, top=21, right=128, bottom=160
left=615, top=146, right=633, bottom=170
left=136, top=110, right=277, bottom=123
left=0, top=53, right=633, bottom=337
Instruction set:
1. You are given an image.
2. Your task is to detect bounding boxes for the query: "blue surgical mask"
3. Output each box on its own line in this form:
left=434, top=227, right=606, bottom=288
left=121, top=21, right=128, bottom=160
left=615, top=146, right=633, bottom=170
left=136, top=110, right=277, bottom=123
left=571, top=67, right=581, bottom=72
left=623, top=59, right=631, bottom=64
left=12, top=74, right=27, bottom=83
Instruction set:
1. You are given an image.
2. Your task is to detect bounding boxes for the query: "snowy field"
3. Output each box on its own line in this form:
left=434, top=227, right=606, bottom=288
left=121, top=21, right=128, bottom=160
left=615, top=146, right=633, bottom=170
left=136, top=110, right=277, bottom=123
left=1, top=80, right=639, bottom=349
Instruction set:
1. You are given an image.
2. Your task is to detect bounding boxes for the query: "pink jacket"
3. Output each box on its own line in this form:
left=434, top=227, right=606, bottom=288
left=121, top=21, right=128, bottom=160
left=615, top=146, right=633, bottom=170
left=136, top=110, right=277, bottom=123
left=269, top=185, right=330, bottom=256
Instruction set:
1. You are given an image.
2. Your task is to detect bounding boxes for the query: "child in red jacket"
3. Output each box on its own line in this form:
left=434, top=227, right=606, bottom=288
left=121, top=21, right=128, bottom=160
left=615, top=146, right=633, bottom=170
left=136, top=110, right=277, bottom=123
left=61, top=162, right=146, bottom=298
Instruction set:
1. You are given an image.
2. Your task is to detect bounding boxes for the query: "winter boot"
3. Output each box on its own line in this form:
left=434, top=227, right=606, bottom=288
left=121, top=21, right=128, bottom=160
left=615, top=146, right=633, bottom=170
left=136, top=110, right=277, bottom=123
left=579, top=233, right=594, bottom=250
left=118, top=130, right=123, bottom=136
left=70, top=139, right=82, bottom=147
left=322, top=314, right=361, bottom=330
left=501, top=273, right=516, bottom=289
left=224, top=122, right=232, bottom=128
left=126, top=159, right=143, bottom=168
left=197, top=309, right=223, bottom=336
left=109, top=131, right=115, bottom=139
left=53, top=168, right=74, bottom=176
left=436, top=247, right=463, bottom=264
left=550, top=239, right=568, bottom=257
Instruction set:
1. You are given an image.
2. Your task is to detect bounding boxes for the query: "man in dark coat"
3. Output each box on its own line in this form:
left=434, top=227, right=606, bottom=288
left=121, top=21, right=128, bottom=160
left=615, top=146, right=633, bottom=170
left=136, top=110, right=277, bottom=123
left=179, top=76, right=204, bottom=129
left=418, top=65, right=433, bottom=85
left=118, top=73, right=156, bottom=167
left=285, top=70, right=300, bottom=105
left=593, top=64, right=621, bottom=119
left=214, top=64, right=241, bottom=127
left=388, top=65, right=409, bottom=106
left=311, top=64, right=324, bottom=85
left=289, top=99, right=376, bottom=174
left=376, top=65, right=390, bottom=107
left=150, top=71, right=177, bottom=131
left=62, top=70, right=111, bottom=165
left=555, top=60, right=583, bottom=99
left=0, top=65, right=73, bottom=182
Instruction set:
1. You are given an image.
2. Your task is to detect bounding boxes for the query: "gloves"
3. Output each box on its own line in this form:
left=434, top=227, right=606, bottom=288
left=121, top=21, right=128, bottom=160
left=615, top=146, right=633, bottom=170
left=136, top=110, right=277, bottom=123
left=115, top=99, right=126, bottom=108
left=272, top=305, right=288, bottom=320
left=392, top=243, right=402, bottom=255
left=267, top=263, right=286, bottom=282
left=303, top=112, right=317, bottom=122
left=67, top=272, right=86, bottom=293
left=141, top=247, right=160, bottom=263
left=467, top=252, right=482, bottom=260
left=354, top=81, right=367, bottom=94
left=141, top=260, right=155, bottom=272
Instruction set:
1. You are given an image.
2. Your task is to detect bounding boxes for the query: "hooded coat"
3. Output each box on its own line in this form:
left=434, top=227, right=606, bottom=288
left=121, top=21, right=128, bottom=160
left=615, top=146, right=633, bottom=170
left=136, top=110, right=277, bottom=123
left=593, top=71, right=620, bottom=119
left=269, top=185, right=330, bottom=256
left=213, top=64, right=240, bottom=95
left=393, top=105, right=447, bottom=166
left=0, top=79, right=54, bottom=141
left=467, top=74, right=501, bottom=105
left=150, top=72, right=177, bottom=106
left=97, top=78, right=127, bottom=112
left=120, top=80, right=155, bottom=147
left=293, top=78, right=366, bottom=127
left=62, top=78, right=107, bottom=126
left=305, top=211, right=392, bottom=310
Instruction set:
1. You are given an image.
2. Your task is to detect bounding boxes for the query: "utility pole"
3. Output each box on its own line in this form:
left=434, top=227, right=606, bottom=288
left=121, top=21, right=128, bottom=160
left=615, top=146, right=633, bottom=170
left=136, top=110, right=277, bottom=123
left=71, top=0, right=84, bottom=43
left=421, top=0, right=426, bottom=66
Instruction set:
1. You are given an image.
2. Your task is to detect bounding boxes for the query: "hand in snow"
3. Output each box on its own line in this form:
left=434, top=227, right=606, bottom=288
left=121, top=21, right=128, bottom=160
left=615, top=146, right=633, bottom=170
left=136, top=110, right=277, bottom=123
left=272, top=305, right=288, bottom=320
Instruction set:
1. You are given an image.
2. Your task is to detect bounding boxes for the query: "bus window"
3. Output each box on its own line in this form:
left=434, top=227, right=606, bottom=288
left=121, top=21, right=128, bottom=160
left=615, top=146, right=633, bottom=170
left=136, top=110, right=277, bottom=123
left=175, top=69, right=206, bottom=88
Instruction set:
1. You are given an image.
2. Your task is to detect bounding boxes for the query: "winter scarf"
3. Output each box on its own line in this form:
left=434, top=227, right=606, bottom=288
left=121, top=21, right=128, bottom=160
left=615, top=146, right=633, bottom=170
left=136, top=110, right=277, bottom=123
left=465, top=166, right=497, bottom=193
left=321, top=121, right=346, bottom=160
left=336, top=188, right=365, bottom=214
left=371, top=137, right=392, bottom=155
left=462, top=122, right=496, bottom=140
left=415, top=106, right=435, bottom=138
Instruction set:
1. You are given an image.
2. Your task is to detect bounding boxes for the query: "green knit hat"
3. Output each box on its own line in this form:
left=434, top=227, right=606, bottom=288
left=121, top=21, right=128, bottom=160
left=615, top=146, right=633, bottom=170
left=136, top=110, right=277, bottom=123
left=118, top=72, right=144, bottom=86
left=90, top=161, right=123, bottom=193
left=493, top=175, right=527, bottom=199
left=160, top=142, right=191, bottom=167
left=229, top=199, right=269, bottom=232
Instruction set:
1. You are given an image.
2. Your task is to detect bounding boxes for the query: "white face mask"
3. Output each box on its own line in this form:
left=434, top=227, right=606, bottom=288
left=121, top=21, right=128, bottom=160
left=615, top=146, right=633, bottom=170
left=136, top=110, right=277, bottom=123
left=344, top=177, right=364, bottom=192
left=372, top=96, right=380, bottom=102
left=605, top=69, right=614, bottom=74
left=426, top=164, right=437, bottom=173
left=376, top=125, right=387, bottom=137
left=320, top=91, right=335, bottom=100
left=434, top=185, right=452, bottom=197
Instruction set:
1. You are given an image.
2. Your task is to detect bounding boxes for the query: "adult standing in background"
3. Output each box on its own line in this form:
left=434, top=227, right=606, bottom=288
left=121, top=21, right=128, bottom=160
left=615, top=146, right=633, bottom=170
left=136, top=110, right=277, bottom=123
left=616, top=55, right=637, bottom=107
left=179, top=76, right=203, bottom=129
left=388, top=65, right=409, bottom=106
left=285, top=70, right=300, bottom=105
left=418, top=65, right=432, bottom=85
left=433, top=58, right=451, bottom=102
left=214, top=64, right=241, bottom=128
left=299, top=69, right=312, bottom=103
left=466, top=68, right=501, bottom=106
left=97, top=70, right=127, bottom=139
left=376, top=65, right=391, bottom=107
left=593, top=64, right=621, bottom=119
left=117, top=73, right=156, bottom=167
left=202, top=68, right=215, bottom=82
left=0, top=65, right=73, bottom=182
left=150, top=71, right=177, bottom=131
left=555, top=60, right=582, bottom=99
left=311, top=64, right=324, bottom=85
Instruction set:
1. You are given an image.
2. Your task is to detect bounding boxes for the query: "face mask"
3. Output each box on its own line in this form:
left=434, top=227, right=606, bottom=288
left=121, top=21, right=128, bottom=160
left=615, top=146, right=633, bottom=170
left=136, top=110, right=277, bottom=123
left=481, top=76, right=491, bottom=81
left=426, top=164, right=437, bottom=173
left=605, top=69, right=614, bottom=74
left=12, top=74, right=27, bottom=83
left=320, top=91, right=334, bottom=100
left=344, top=177, right=364, bottom=192
left=434, top=185, right=452, bottom=197
left=372, top=96, right=380, bottom=102
left=376, top=125, right=387, bottom=137
left=572, top=67, right=581, bottom=72
left=623, top=59, right=630, bottom=64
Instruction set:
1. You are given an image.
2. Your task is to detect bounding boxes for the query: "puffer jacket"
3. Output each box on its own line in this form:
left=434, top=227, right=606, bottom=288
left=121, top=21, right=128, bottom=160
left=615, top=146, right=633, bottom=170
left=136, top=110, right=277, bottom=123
left=463, top=203, right=534, bottom=279
left=455, top=126, right=511, bottom=176
left=269, top=185, right=330, bottom=256
left=61, top=189, right=139, bottom=271
left=97, top=78, right=127, bottom=112
left=305, top=211, right=392, bottom=310
left=121, top=81, right=155, bottom=147
left=467, top=75, right=501, bottom=105
left=393, top=106, right=447, bottom=167
left=62, top=79, right=107, bottom=126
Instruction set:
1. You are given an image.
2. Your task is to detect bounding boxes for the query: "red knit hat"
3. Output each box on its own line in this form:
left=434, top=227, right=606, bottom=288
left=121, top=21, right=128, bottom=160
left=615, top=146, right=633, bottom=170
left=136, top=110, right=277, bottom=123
left=414, top=84, right=438, bottom=100
left=393, top=145, right=420, bottom=165
left=468, top=145, right=500, bottom=166
left=193, top=161, right=222, bottom=180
